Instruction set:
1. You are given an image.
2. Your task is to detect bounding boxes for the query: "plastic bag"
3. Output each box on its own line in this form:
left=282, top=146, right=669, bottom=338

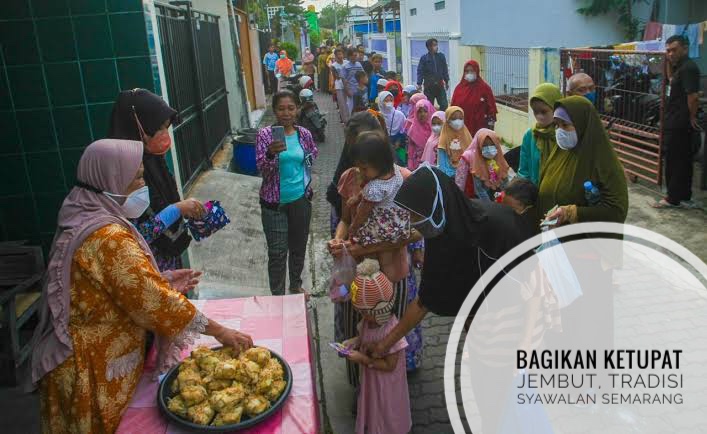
left=329, top=244, right=357, bottom=303
left=536, top=229, right=583, bottom=308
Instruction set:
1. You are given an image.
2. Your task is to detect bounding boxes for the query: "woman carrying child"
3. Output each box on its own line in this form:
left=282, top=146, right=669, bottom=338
left=329, top=129, right=424, bottom=385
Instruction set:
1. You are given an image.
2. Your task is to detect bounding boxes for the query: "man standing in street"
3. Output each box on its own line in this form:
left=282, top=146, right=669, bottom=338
left=653, top=35, right=701, bottom=209
left=417, top=38, right=449, bottom=110
left=263, top=44, right=279, bottom=95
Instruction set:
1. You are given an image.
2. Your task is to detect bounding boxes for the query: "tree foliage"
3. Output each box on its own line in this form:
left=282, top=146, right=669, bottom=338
left=577, top=0, right=640, bottom=40
left=318, top=3, right=349, bottom=30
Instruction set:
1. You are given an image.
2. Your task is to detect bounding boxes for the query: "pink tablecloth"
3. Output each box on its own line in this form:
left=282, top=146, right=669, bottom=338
left=116, top=295, right=319, bottom=434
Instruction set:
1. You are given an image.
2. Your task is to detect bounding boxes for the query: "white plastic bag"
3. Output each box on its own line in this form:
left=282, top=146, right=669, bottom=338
left=536, top=229, right=583, bottom=308
left=329, top=244, right=357, bottom=303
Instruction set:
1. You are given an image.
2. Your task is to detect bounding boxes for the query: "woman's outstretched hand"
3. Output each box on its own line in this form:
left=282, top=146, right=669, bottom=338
left=163, top=269, right=202, bottom=294
left=214, top=327, right=254, bottom=355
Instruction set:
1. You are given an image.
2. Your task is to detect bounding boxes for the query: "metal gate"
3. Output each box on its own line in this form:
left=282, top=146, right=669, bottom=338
left=156, top=2, right=231, bottom=189
left=561, top=49, right=667, bottom=186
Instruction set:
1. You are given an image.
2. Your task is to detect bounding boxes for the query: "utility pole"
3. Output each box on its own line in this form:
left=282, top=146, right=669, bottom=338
left=333, top=0, right=338, bottom=41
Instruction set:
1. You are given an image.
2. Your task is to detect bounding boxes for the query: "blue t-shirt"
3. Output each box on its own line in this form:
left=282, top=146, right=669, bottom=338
left=279, top=133, right=305, bottom=204
left=263, top=52, right=278, bottom=71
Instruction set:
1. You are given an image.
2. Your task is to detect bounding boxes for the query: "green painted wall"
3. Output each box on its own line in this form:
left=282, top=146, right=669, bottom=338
left=0, top=0, right=155, bottom=251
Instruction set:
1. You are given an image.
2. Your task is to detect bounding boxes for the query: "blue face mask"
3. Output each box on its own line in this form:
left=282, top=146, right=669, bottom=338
left=584, top=91, right=597, bottom=104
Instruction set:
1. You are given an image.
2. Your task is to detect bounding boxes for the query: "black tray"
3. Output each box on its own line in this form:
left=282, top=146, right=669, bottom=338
left=157, top=347, right=293, bottom=432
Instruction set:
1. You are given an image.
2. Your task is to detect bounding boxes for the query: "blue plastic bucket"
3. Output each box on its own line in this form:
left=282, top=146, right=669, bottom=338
left=232, top=128, right=259, bottom=176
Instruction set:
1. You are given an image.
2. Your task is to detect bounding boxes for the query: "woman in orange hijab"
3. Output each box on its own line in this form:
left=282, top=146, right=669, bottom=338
left=437, top=106, right=473, bottom=178
left=275, top=50, right=294, bottom=91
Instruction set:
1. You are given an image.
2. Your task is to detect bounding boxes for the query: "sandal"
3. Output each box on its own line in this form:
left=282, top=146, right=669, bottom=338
left=290, top=287, right=311, bottom=300
left=650, top=198, right=680, bottom=209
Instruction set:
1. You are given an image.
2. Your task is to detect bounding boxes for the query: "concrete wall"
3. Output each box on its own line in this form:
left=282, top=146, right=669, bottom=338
left=459, top=0, right=650, bottom=48
left=496, top=106, right=529, bottom=147
left=250, top=28, right=267, bottom=109
left=197, top=0, right=248, bottom=130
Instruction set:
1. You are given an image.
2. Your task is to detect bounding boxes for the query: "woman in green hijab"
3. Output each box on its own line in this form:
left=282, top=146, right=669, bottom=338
left=539, top=95, right=628, bottom=225
left=518, top=83, right=562, bottom=185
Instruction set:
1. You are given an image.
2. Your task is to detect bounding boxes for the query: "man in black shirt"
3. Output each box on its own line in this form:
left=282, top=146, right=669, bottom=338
left=416, top=38, right=449, bottom=110
left=654, top=35, right=701, bottom=208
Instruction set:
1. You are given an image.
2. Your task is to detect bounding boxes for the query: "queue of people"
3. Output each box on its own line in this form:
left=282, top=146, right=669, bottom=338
left=315, top=38, right=630, bottom=433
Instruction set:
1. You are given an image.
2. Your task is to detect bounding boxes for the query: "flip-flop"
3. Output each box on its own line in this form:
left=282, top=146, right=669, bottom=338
left=650, top=198, right=680, bottom=209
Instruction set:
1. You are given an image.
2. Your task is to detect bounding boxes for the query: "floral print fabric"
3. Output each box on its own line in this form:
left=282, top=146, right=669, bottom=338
left=40, top=224, right=202, bottom=433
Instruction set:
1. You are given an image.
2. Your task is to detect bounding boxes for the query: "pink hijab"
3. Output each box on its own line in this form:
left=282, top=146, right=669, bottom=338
left=406, top=99, right=435, bottom=146
left=31, top=139, right=157, bottom=384
left=422, top=111, right=446, bottom=164
left=406, top=93, right=428, bottom=122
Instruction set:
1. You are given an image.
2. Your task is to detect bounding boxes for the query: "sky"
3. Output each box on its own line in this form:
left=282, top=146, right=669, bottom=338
left=301, top=0, right=371, bottom=10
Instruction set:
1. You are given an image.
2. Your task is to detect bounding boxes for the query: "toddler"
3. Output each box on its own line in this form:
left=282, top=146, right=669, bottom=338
left=497, top=177, right=538, bottom=215
left=348, top=131, right=410, bottom=268
left=344, top=258, right=411, bottom=434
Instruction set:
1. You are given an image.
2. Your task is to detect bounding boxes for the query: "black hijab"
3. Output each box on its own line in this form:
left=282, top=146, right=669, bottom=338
left=108, top=89, right=180, bottom=216
left=395, top=166, right=529, bottom=316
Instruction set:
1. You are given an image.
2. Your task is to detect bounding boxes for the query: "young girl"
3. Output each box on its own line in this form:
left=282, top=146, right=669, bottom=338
left=421, top=111, right=446, bottom=165
left=345, top=258, right=411, bottom=434
left=518, top=83, right=562, bottom=185
left=458, top=128, right=514, bottom=200
left=347, top=131, right=410, bottom=270
left=377, top=91, right=407, bottom=167
left=437, top=106, right=473, bottom=178
left=399, top=85, right=418, bottom=117
left=405, top=99, right=434, bottom=170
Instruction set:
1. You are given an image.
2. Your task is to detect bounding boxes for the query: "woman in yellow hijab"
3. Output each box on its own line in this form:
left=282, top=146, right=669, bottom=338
left=437, top=106, right=473, bottom=178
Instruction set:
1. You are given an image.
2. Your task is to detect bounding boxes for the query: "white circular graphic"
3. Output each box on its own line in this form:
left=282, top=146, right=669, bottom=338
left=444, top=223, right=707, bottom=433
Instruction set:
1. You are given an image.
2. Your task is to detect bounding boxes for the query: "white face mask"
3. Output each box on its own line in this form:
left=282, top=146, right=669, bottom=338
left=465, top=73, right=477, bottom=82
left=404, top=163, right=446, bottom=239
left=481, top=145, right=498, bottom=159
left=104, top=185, right=151, bottom=219
left=449, top=119, right=465, bottom=131
left=556, top=128, right=578, bottom=150
left=384, top=101, right=394, bottom=110
left=431, top=125, right=443, bottom=135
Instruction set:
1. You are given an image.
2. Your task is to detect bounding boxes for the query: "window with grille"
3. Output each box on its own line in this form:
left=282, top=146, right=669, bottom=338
left=410, top=8, right=417, bottom=16
left=434, top=1, right=445, bottom=10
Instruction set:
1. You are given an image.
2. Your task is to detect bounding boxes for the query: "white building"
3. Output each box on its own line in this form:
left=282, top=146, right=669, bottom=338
left=399, top=0, right=655, bottom=92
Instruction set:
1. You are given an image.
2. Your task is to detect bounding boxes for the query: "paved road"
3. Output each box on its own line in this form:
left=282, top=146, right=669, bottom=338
left=306, top=90, right=460, bottom=433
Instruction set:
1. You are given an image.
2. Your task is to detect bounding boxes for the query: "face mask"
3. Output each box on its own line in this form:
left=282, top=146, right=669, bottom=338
left=384, top=102, right=394, bottom=110
left=465, top=73, right=477, bottom=82
left=556, top=128, right=578, bottom=150
left=280, top=54, right=286, bottom=59
left=481, top=145, right=498, bottom=159
left=145, top=129, right=171, bottom=155
left=135, top=113, right=171, bottom=155
left=431, top=125, right=443, bottom=135
left=408, top=163, right=446, bottom=239
left=104, top=185, right=151, bottom=219
left=449, top=119, right=465, bottom=131
left=584, top=91, right=597, bottom=104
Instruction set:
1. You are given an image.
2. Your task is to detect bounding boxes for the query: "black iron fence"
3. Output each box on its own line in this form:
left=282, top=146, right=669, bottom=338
left=156, top=2, right=231, bottom=189
left=482, top=47, right=530, bottom=112
left=561, top=48, right=666, bottom=185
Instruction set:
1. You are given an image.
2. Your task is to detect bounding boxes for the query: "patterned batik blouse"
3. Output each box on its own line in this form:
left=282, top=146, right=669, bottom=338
left=40, top=224, right=207, bottom=433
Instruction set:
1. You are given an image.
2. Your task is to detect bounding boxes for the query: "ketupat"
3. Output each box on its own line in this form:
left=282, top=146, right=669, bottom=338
left=244, top=394, right=271, bottom=417
left=180, top=385, right=208, bottom=406
left=168, top=347, right=288, bottom=426
left=187, top=400, right=215, bottom=425
left=212, top=405, right=244, bottom=426
left=209, top=384, right=246, bottom=411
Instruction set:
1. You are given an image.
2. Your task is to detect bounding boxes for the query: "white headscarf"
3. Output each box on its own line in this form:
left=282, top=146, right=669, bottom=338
left=377, top=91, right=405, bottom=136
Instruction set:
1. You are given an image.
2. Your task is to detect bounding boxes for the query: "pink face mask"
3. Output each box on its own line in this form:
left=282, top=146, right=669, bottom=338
left=135, top=114, right=172, bottom=155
